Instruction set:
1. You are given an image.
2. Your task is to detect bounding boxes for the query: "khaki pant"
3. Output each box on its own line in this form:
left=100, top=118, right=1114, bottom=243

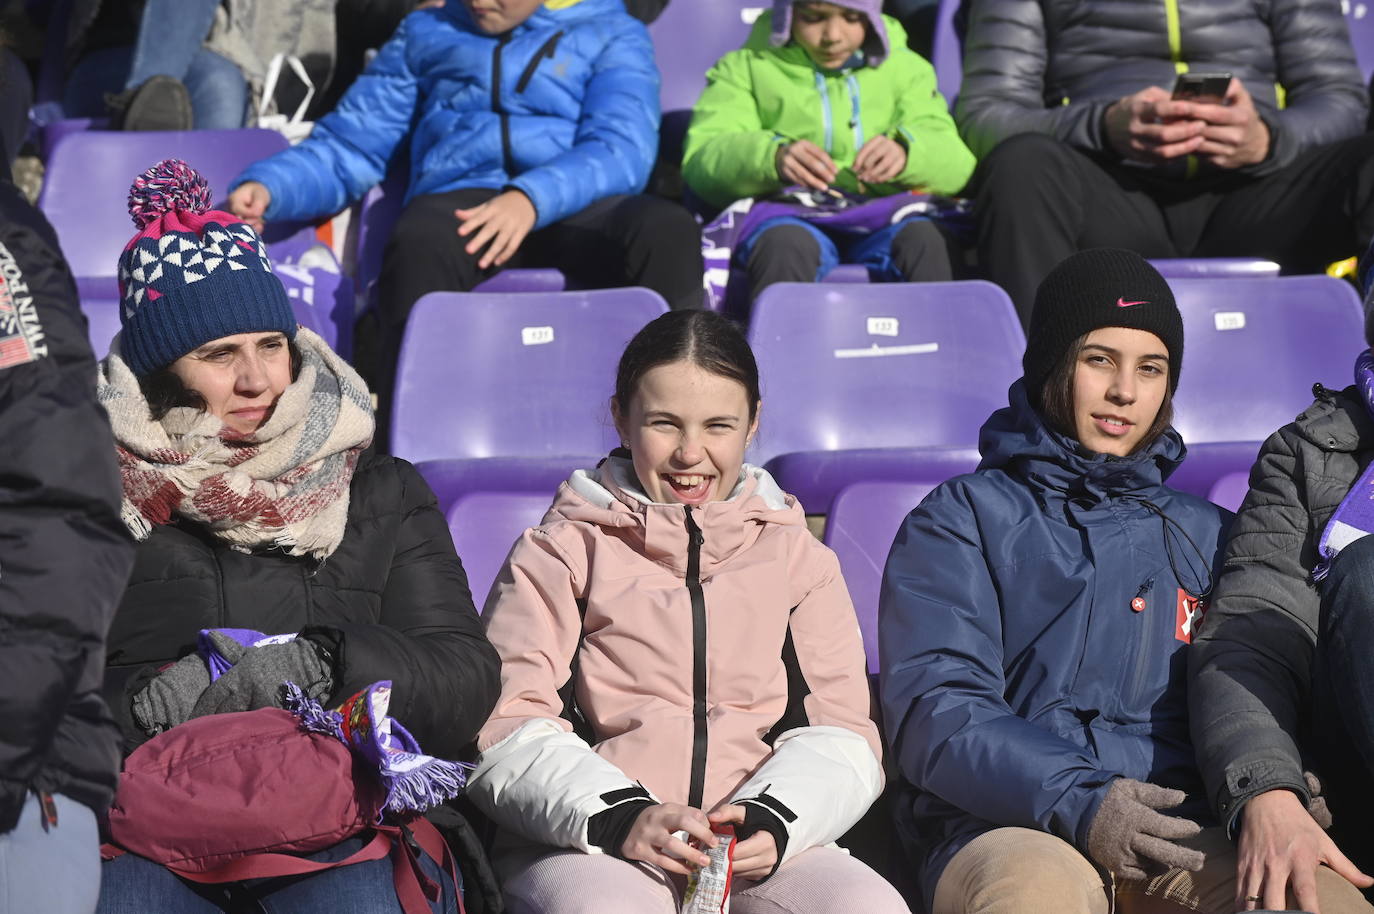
left=933, top=827, right=1372, bottom=914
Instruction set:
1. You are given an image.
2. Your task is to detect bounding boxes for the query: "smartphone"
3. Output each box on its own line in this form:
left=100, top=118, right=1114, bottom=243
left=1172, top=71, right=1232, bottom=103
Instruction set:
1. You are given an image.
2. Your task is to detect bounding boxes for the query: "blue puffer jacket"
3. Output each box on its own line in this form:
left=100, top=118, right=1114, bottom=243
left=231, top=0, right=660, bottom=231
left=879, top=380, right=1231, bottom=909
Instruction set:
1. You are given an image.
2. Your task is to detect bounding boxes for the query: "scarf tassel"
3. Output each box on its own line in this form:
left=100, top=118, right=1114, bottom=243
left=380, top=757, right=472, bottom=816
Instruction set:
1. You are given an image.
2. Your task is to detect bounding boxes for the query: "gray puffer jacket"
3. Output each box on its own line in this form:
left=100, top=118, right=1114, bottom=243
left=1189, top=384, right=1374, bottom=829
left=955, top=0, right=1367, bottom=176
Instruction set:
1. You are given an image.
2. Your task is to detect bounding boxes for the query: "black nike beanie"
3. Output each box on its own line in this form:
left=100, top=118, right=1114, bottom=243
left=1022, top=248, right=1184, bottom=400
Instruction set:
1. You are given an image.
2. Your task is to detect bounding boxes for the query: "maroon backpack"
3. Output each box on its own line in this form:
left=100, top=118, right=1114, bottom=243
left=102, top=708, right=462, bottom=914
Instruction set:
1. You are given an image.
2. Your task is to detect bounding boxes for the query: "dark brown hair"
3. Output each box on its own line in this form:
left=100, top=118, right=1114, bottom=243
left=613, top=311, right=760, bottom=422
left=1038, top=332, right=1173, bottom=454
left=138, top=339, right=303, bottom=421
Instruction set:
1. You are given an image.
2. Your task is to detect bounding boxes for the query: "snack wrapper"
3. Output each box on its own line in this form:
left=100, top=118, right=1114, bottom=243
left=681, top=825, right=736, bottom=914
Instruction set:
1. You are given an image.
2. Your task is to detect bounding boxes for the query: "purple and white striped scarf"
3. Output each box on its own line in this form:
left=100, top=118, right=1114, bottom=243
left=1314, top=349, right=1374, bottom=581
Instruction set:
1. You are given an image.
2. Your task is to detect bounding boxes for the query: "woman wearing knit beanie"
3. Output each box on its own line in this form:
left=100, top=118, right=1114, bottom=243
left=880, top=249, right=1366, bottom=914
left=94, top=160, right=500, bottom=912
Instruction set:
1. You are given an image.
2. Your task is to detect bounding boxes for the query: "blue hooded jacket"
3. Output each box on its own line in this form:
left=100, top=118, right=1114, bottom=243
left=231, top=0, right=660, bottom=231
left=879, top=380, right=1231, bottom=908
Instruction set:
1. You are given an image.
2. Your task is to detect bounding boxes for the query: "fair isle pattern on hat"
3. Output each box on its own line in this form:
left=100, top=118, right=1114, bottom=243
left=117, top=159, right=296, bottom=377
left=120, top=223, right=274, bottom=318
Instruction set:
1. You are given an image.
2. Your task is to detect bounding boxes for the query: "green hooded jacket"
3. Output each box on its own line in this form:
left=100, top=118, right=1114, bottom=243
left=682, top=11, right=976, bottom=209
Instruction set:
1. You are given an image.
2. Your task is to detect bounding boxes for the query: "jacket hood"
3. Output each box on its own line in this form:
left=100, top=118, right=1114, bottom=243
left=547, top=457, right=804, bottom=577
left=445, top=0, right=620, bottom=31
left=1293, top=384, right=1374, bottom=454
left=753, top=7, right=896, bottom=69
left=978, top=379, right=1187, bottom=502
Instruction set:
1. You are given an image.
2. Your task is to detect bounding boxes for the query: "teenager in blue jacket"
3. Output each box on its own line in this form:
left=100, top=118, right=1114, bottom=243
left=880, top=250, right=1368, bottom=914
left=227, top=0, right=703, bottom=409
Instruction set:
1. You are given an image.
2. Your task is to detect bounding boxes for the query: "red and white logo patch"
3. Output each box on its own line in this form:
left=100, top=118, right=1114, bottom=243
left=1175, top=589, right=1207, bottom=644
left=0, top=240, right=47, bottom=370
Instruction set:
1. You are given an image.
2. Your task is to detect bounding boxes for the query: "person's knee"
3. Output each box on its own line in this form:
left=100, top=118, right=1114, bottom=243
left=1315, top=863, right=1374, bottom=914
left=935, top=829, right=1107, bottom=914
left=891, top=219, right=954, bottom=280
left=974, top=133, right=1078, bottom=197
left=749, top=224, right=822, bottom=266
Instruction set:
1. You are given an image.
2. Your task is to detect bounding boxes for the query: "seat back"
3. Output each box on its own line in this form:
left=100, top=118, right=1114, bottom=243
left=444, top=490, right=553, bottom=610
left=1206, top=471, right=1252, bottom=513
left=37, top=129, right=313, bottom=280
left=824, top=480, right=940, bottom=674
left=1345, top=5, right=1374, bottom=84
left=391, top=288, right=668, bottom=462
left=1169, top=275, right=1363, bottom=445
left=81, top=296, right=123, bottom=360
left=746, top=281, right=1025, bottom=465
left=930, top=0, right=964, bottom=106
left=648, top=0, right=766, bottom=164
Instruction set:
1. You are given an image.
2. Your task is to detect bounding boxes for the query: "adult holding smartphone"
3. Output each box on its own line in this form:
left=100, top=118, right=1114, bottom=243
left=956, top=0, right=1374, bottom=324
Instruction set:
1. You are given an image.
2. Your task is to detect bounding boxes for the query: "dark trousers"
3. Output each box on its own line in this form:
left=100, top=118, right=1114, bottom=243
left=744, top=219, right=956, bottom=302
left=367, top=189, right=704, bottom=442
left=970, top=131, right=1374, bottom=324
left=1312, top=533, right=1374, bottom=873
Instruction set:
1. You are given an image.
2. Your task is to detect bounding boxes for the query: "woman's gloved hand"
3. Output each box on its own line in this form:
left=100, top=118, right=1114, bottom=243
left=1086, top=778, right=1205, bottom=880
left=190, top=633, right=333, bottom=718
left=130, top=651, right=212, bottom=737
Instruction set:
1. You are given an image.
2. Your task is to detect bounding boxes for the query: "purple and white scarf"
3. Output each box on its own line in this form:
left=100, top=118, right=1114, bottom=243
left=701, top=188, right=973, bottom=310
left=1314, top=349, right=1374, bottom=581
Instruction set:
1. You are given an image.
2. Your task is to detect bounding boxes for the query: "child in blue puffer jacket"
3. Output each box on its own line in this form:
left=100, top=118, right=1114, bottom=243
left=227, top=0, right=703, bottom=413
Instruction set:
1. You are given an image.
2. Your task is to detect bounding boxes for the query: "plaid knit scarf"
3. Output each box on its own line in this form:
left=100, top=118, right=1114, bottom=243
left=98, top=327, right=374, bottom=560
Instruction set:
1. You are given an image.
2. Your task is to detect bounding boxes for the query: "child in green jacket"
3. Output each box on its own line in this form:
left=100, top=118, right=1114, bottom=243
left=684, top=0, right=975, bottom=302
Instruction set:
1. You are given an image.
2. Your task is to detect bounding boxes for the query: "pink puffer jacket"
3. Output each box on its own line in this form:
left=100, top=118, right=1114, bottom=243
left=467, top=459, right=881, bottom=865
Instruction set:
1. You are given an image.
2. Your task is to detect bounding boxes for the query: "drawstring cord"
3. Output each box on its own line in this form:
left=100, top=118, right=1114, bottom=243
left=1126, top=496, right=1216, bottom=601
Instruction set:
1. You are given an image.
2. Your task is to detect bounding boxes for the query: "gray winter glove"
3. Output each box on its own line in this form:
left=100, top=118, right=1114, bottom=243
left=1086, top=778, right=1205, bottom=880
left=1305, top=771, right=1333, bottom=830
left=189, top=634, right=334, bottom=719
left=131, top=651, right=213, bottom=737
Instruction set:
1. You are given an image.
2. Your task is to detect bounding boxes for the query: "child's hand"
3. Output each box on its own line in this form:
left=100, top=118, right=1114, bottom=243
left=621, top=803, right=715, bottom=875
left=455, top=190, right=537, bottom=269
left=853, top=135, right=907, bottom=186
left=708, top=804, right=778, bottom=881
left=776, top=140, right=837, bottom=191
left=228, top=181, right=271, bottom=233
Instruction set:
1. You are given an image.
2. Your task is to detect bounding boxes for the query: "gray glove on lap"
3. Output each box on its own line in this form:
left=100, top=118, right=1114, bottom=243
left=1086, top=778, right=1205, bottom=880
left=131, top=651, right=212, bottom=737
left=189, top=633, right=334, bottom=719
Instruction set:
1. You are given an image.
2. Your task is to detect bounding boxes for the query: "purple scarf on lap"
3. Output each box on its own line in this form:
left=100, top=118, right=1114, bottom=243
left=701, top=188, right=972, bottom=309
left=1314, top=349, right=1374, bottom=581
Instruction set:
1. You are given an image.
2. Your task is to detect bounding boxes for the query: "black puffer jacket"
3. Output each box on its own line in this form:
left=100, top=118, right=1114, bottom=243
left=1190, top=385, right=1373, bottom=829
left=955, top=0, right=1367, bottom=175
left=0, top=179, right=135, bottom=833
left=104, top=449, right=501, bottom=760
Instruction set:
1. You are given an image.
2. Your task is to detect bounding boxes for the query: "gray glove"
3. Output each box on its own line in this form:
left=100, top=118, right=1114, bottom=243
left=1305, top=771, right=1333, bottom=830
left=1086, top=778, right=1205, bottom=880
left=131, top=651, right=213, bottom=737
left=189, top=635, right=333, bottom=719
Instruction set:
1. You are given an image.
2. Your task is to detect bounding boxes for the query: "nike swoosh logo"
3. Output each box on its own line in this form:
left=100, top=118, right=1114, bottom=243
left=1117, top=298, right=1148, bottom=307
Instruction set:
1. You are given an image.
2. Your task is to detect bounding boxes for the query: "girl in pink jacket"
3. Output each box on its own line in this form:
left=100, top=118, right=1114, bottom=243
left=467, top=311, right=907, bottom=913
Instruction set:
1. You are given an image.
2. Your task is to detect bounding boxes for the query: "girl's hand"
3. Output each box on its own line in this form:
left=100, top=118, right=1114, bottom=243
left=853, top=135, right=907, bottom=185
left=776, top=140, right=837, bottom=190
left=708, top=804, right=779, bottom=881
left=621, top=803, right=715, bottom=875
left=455, top=190, right=537, bottom=269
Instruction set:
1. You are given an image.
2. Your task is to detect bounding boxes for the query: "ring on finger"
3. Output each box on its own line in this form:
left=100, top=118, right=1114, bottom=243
left=1244, top=896, right=1262, bottom=903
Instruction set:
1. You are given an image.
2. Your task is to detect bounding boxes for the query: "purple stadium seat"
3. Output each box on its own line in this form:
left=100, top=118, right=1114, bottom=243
left=271, top=263, right=355, bottom=357
left=930, top=0, right=963, bottom=106
left=747, top=280, right=1024, bottom=513
left=1163, top=275, right=1362, bottom=499
left=81, top=297, right=123, bottom=359
left=440, top=490, right=556, bottom=610
left=824, top=480, right=941, bottom=674
left=1345, top=5, right=1374, bottom=83
left=1206, top=471, right=1252, bottom=513
left=1150, top=258, right=1281, bottom=279
left=391, top=287, right=669, bottom=463
left=37, top=128, right=317, bottom=281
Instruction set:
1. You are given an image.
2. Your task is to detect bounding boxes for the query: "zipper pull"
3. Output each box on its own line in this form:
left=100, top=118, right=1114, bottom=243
left=683, top=505, right=705, bottom=547
left=38, top=791, right=58, bottom=831
left=1131, top=579, right=1154, bottom=613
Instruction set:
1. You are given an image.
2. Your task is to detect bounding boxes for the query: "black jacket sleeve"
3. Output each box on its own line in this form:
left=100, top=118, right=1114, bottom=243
left=0, top=180, right=135, bottom=832
left=305, top=459, right=500, bottom=760
left=1189, top=427, right=1316, bottom=831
